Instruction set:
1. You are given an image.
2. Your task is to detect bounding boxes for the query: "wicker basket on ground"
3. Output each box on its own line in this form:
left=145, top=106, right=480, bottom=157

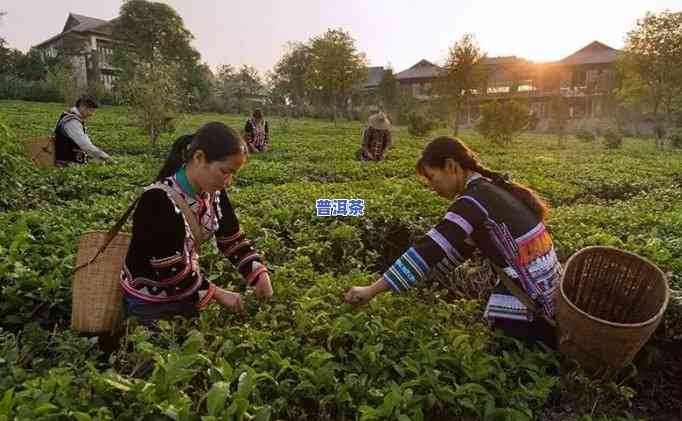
left=557, top=246, right=670, bottom=376
left=24, top=136, right=55, bottom=167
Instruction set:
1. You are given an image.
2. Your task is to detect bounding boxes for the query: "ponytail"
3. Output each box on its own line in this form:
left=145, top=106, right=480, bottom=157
left=473, top=164, right=549, bottom=221
left=156, top=134, right=194, bottom=181
left=418, top=136, right=550, bottom=221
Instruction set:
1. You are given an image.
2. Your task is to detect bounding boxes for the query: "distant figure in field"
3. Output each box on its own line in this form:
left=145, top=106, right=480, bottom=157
left=54, top=95, right=113, bottom=166
left=358, top=112, right=392, bottom=161
left=654, top=123, right=666, bottom=149
left=244, top=109, right=269, bottom=153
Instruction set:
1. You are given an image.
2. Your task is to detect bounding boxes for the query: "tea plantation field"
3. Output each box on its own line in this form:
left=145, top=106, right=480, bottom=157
left=0, top=100, right=681, bottom=420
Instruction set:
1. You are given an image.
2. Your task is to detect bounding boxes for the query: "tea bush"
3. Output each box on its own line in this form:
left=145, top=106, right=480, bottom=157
left=1, top=100, right=680, bottom=420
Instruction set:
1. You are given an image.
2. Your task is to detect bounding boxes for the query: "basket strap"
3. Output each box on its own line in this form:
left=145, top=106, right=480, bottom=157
left=149, top=183, right=207, bottom=246
left=72, top=183, right=208, bottom=274
left=492, top=263, right=556, bottom=328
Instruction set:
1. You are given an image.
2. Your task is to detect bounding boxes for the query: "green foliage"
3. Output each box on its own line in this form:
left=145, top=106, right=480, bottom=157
left=113, top=0, right=206, bottom=113
left=576, top=128, right=596, bottom=142
left=619, top=11, right=682, bottom=122
left=550, top=95, right=569, bottom=147
left=434, top=33, right=486, bottom=134
left=475, top=100, right=533, bottom=146
left=308, top=29, right=369, bottom=120
left=0, top=75, right=61, bottom=103
left=0, top=100, right=681, bottom=420
left=377, top=68, right=400, bottom=113
left=668, top=128, right=682, bottom=149
left=113, top=0, right=198, bottom=69
left=268, top=42, right=314, bottom=115
left=214, top=64, right=264, bottom=114
left=118, top=55, right=183, bottom=149
left=270, top=29, right=368, bottom=120
left=46, top=63, right=80, bottom=109
left=406, top=110, right=437, bottom=137
left=603, top=128, right=624, bottom=149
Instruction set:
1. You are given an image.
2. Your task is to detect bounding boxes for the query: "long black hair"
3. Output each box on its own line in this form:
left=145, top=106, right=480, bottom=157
left=417, top=136, right=550, bottom=220
left=156, top=122, right=247, bottom=181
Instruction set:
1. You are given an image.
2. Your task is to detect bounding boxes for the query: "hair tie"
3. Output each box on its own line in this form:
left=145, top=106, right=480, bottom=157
left=494, top=173, right=511, bottom=184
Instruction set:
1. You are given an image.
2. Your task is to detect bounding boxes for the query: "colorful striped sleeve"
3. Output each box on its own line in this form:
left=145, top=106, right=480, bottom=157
left=382, top=197, right=486, bottom=293
left=215, top=190, right=267, bottom=286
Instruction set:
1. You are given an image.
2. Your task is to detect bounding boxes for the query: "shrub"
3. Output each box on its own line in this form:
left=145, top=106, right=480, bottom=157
left=0, top=75, right=61, bottom=103
left=603, top=128, right=623, bottom=149
left=576, top=128, right=596, bottom=142
left=669, top=128, right=682, bottom=149
left=620, top=127, right=634, bottom=138
left=407, top=110, right=436, bottom=136
left=475, top=100, right=532, bottom=146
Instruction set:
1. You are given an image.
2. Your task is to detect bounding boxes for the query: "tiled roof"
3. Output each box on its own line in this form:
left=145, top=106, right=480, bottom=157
left=396, top=59, right=443, bottom=80
left=555, top=41, right=620, bottom=65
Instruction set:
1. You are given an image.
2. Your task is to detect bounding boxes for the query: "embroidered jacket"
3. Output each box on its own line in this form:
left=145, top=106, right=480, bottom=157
left=382, top=174, right=561, bottom=322
left=360, top=127, right=392, bottom=161
left=244, top=118, right=269, bottom=151
left=120, top=172, right=267, bottom=309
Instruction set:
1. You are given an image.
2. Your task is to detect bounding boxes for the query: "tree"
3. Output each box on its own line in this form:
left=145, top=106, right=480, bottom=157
left=185, top=62, right=214, bottom=111
left=475, top=100, right=532, bottom=146
left=270, top=42, right=314, bottom=114
left=14, top=49, right=50, bottom=81
left=435, top=33, right=487, bottom=135
left=0, top=11, right=11, bottom=74
left=119, top=53, right=183, bottom=151
left=0, top=10, right=6, bottom=45
left=113, top=0, right=198, bottom=68
left=215, top=64, right=237, bottom=111
left=113, top=0, right=201, bottom=109
left=234, top=65, right=263, bottom=114
left=308, top=29, right=368, bottom=120
left=46, top=62, right=80, bottom=108
left=550, top=95, right=570, bottom=148
left=618, top=11, right=682, bottom=128
left=377, top=68, right=400, bottom=113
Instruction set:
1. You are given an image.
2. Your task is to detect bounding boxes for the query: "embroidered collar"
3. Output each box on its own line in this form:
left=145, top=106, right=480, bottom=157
left=465, top=172, right=483, bottom=188
left=175, top=167, right=198, bottom=198
left=69, top=107, right=84, bottom=119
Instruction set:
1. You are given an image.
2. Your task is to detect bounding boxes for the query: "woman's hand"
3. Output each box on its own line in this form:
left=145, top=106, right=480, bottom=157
left=254, top=272, right=273, bottom=302
left=213, top=288, right=244, bottom=313
left=344, top=277, right=391, bottom=306
left=344, top=285, right=377, bottom=306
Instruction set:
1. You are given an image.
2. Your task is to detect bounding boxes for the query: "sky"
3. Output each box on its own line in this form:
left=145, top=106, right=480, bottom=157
left=2, top=0, right=681, bottom=76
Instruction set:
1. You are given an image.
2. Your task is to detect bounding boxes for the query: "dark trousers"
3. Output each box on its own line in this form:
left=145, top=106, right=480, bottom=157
left=493, top=317, right=556, bottom=349
left=123, top=293, right=198, bottom=328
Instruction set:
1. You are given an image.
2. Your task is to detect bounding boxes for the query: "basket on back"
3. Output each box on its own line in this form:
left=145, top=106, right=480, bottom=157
left=71, top=231, right=130, bottom=334
left=557, top=246, right=670, bottom=375
left=70, top=183, right=206, bottom=335
left=24, top=136, right=55, bottom=168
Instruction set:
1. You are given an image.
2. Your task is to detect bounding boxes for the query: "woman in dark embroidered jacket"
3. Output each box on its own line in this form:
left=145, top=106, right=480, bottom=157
left=121, top=122, right=273, bottom=327
left=244, top=109, right=269, bottom=153
left=345, top=136, right=560, bottom=345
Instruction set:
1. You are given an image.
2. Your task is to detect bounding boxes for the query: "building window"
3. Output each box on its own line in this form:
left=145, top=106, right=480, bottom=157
left=517, top=80, right=536, bottom=92
left=573, top=71, right=587, bottom=87
left=560, top=71, right=572, bottom=90
left=487, top=82, right=511, bottom=94
left=97, top=44, right=114, bottom=67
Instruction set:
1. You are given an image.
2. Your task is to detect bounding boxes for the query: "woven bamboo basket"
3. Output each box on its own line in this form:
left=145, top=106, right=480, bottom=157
left=24, top=136, right=55, bottom=167
left=557, top=246, right=670, bottom=375
left=71, top=231, right=131, bottom=334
